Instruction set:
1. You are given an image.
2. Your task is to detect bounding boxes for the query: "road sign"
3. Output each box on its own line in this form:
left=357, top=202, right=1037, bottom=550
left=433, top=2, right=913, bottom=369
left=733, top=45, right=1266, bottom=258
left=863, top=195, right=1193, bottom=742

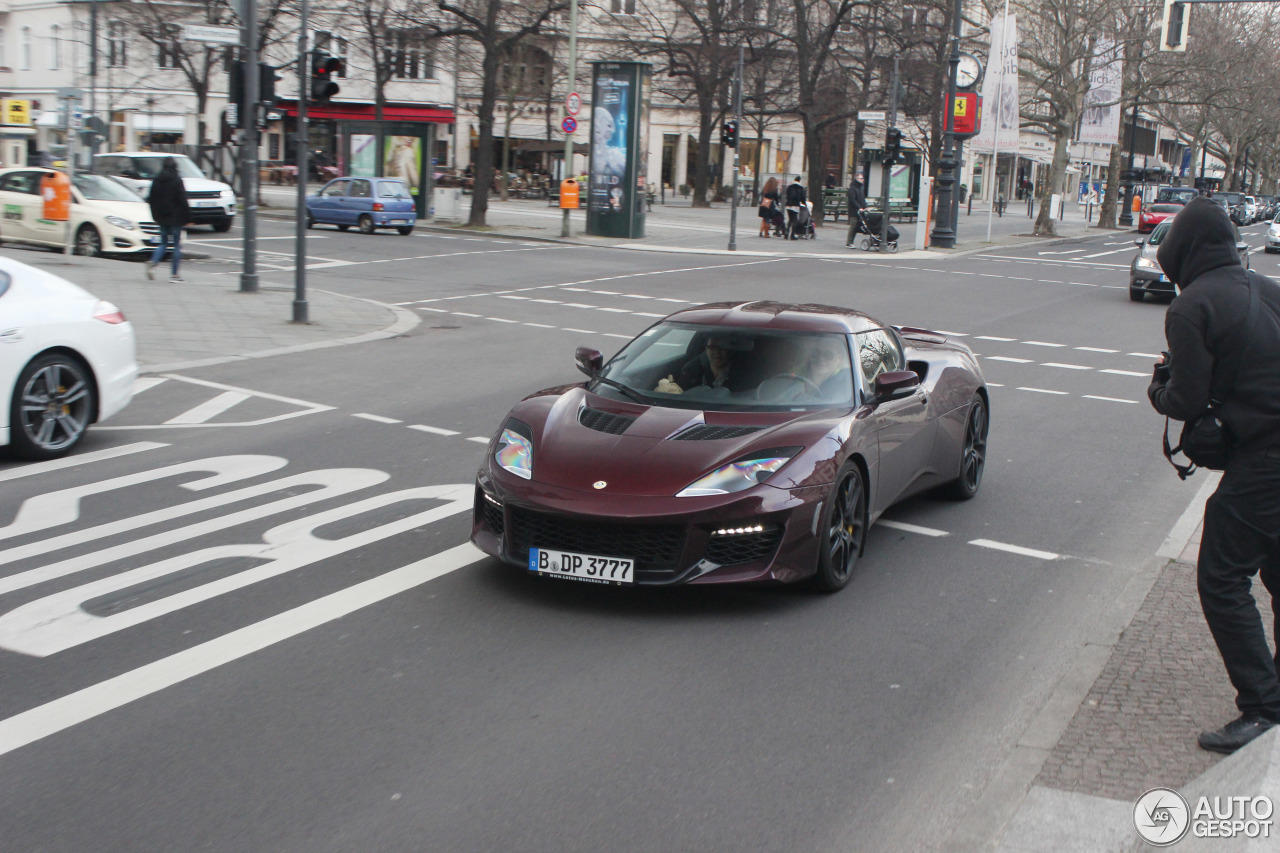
left=565, top=92, right=582, bottom=116
left=56, top=87, right=84, bottom=101
left=184, top=24, right=241, bottom=45
left=561, top=116, right=578, bottom=134
left=857, top=110, right=886, bottom=122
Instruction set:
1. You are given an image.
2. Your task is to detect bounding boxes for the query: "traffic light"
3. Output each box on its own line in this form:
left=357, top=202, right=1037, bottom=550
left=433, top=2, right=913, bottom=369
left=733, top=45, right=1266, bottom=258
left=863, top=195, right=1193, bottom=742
left=1161, top=0, right=1190, bottom=52
left=884, top=126, right=903, bottom=164
left=310, top=50, right=343, bottom=103
left=259, top=63, right=281, bottom=106
left=720, top=120, right=738, bottom=148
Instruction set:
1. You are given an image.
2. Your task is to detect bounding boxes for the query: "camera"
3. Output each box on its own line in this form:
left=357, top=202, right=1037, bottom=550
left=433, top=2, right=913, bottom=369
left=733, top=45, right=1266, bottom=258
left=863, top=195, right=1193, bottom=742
left=1153, top=350, right=1171, bottom=382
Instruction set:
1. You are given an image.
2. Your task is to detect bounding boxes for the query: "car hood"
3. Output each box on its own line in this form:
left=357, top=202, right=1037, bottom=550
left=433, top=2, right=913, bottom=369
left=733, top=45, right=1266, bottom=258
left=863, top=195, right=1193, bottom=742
left=181, top=177, right=232, bottom=193
left=76, top=197, right=152, bottom=221
left=508, top=386, right=843, bottom=497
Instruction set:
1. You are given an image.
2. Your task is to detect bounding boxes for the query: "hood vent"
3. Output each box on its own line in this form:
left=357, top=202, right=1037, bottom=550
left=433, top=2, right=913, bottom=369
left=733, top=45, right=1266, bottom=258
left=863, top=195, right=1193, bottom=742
left=578, top=407, right=636, bottom=435
left=672, top=424, right=763, bottom=441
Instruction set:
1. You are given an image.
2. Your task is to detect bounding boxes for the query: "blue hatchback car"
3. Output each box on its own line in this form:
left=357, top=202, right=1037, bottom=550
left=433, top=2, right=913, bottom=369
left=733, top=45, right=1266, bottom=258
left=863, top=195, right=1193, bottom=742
left=305, top=177, right=416, bottom=235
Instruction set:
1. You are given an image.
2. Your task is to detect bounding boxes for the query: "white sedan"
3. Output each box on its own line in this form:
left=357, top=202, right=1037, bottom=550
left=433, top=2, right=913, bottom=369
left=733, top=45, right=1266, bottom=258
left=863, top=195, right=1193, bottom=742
left=0, top=167, right=159, bottom=257
left=0, top=255, right=137, bottom=459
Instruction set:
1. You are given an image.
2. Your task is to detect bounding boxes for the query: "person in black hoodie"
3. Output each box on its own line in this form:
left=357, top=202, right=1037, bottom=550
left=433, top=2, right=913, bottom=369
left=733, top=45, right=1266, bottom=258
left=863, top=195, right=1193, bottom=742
left=784, top=176, right=807, bottom=239
left=1149, top=195, right=1280, bottom=753
left=145, top=157, right=191, bottom=283
left=845, top=172, right=867, bottom=248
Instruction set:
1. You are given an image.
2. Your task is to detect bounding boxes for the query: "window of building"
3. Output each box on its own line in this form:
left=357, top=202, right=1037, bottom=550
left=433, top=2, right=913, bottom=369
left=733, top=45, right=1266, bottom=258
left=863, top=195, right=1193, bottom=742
left=498, top=45, right=551, bottom=96
left=611, top=0, right=637, bottom=14
left=74, top=21, right=88, bottom=73
left=0, top=29, right=7, bottom=69
left=385, top=30, right=433, bottom=80
left=50, top=24, right=61, bottom=70
left=157, top=25, right=182, bottom=69
left=21, top=27, right=31, bottom=70
left=108, top=21, right=127, bottom=67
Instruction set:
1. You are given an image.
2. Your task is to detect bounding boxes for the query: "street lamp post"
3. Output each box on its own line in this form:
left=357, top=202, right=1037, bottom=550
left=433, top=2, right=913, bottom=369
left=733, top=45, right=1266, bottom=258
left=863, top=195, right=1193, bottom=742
left=930, top=0, right=963, bottom=249
left=560, top=0, right=578, bottom=239
left=1119, top=99, right=1138, bottom=228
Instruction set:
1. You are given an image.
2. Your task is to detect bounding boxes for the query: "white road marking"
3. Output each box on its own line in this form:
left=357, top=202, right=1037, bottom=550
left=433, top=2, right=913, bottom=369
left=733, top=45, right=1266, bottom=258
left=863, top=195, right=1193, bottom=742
left=408, top=424, right=460, bottom=436
left=1078, top=247, right=1135, bottom=258
left=352, top=413, right=401, bottom=424
left=466, top=436, right=490, bottom=444
left=499, top=295, right=531, bottom=301
left=635, top=312, right=666, bottom=318
left=564, top=303, right=596, bottom=308
left=1042, top=362, right=1092, bottom=370
left=530, top=298, right=561, bottom=303
left=1075, top=346, right=1119, bottom=353
left=1039, top=249, right=1085, bottom=255
left=0, top=542, right=485, bottom=757
left=1100, top=369, right=1148, bottom=377
left=975, top=336, right=1015, bottom=341
left=1128, top=352, right=1161, bottom=358
left=97, top=375, right=334, bottom=431
left=415, top=306, right=447, bottom=312
left=969, top=539, right=1059, bottom=560
left=597, top=307, right=632, bottom=313
left=485, top=317, right=519, bottom=323
left=1017, top=387, right=1069, bottom=395
left=563, top=327, right=595, bottom=334
left=453, top=312, right=480, bottom=317
left=986, top=356, right=1032, bottom=363
left=878, top=520, right=950, bottom=537
left=163, top=391, right=251, bottom=425
left=1082, top=395, right=1138, bottom=404
left=523, top=322, right=555, bottom=328
left=0, top=442, right=169, bottom=484
left=132, top=377, right=169, bottom=394
left=1022, top=341, right=1066, bottom=348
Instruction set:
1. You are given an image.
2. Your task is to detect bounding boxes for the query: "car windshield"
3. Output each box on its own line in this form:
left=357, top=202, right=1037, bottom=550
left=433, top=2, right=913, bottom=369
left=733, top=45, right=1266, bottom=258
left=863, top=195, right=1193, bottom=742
left=1156, top=188, right=1197, bottom=204
left=378, top=181, right=412, bottom=198
left=72, top=173, right=142, bottom=202
left=1148, top=221, right=1172, bottom=245
left=129, top=156, right=206, bottom=180
left=1150, top=204, right=1182, bottom=214
left=1218, top=192, right=1244, bottom=206
left=596, top=322, right=856, bottom=411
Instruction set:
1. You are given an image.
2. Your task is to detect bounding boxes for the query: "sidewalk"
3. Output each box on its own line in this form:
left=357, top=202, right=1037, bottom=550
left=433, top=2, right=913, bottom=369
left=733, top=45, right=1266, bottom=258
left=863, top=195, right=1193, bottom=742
left=7, top=249, right=418, bottom=373
left=258, top=184, right=1117, bottom=260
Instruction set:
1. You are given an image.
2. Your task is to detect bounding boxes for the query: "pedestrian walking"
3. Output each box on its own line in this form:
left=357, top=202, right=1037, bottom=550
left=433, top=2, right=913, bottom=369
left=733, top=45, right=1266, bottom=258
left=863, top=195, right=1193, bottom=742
left=1148, top=196, right=1280, bottom=754
left=784, top=176, right=807, bottom=240
left=758, top=176, right=782, bottom=237
left=145, top=157, right=190, bottom=283
left=845, top=172, right=867, bottom=248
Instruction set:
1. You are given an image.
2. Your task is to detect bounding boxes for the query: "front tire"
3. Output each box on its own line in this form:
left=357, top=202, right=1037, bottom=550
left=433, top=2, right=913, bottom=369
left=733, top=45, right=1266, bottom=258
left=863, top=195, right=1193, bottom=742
left=942, top=395, right=988, bottom=501
left=74, top=224, right=102, bottom=257
left=812, top=462, right=867, bottom=592
left=1129, top=285, right=1144, bottom=302
left=9, top=353, right=95, bottom=460
left=211, top=218, right=233, bottom=233
left=306, top=211, right=315, bottom=229
left=358, top=214, right=375, bottom=234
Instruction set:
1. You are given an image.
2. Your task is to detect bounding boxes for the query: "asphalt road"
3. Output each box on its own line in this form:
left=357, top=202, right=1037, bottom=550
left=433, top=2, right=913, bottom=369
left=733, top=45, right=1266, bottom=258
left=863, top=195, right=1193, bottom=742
left=3, top=218, right=1277, bottom=851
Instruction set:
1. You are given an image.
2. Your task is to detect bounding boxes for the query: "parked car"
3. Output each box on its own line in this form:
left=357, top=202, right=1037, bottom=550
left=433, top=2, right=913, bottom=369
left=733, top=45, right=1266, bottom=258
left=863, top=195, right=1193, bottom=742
left=1216, top=191, right=1249, bottom=226
left=1130, top=218, right=1251, bottom=302
left=0, top=254, right=137, bottom=459
left=0, top=167, right=159, bottom=257
left=92, top=152, right=236, bottom=232
left=1265, top=212, right=1280, bottom=253
left=472, top=301, right=988, bottom=592
left=305, top=177, right=416, bottom=235
left=1138, top=202, right=1183, bottom=233
left=1243, top=196, right=1259, bottom=224
left=1155, top=186, right=1198, bottom=205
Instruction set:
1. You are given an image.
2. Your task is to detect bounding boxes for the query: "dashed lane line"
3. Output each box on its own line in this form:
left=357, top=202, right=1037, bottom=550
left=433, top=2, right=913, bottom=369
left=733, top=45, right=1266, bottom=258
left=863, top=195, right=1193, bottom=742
left=352, top=413, right=402, bottom=425
left=878, top=520, right=949, bottom=537
left=969, top=539, right=1060, bottom=560
left=1017, top=387, right=1069, bottom=395
left=1083, top=395, right=1138, bottom=404
left=408, top=424, right=460, bottom=436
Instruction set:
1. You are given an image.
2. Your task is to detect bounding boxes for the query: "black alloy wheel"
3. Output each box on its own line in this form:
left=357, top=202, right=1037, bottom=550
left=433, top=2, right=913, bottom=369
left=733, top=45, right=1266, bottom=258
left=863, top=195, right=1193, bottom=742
left=813, top=462, right=867, bottom=592
left=1130, top=285, right=1144, bottom=302
left=211, top=218, right=233, bottom=233
left=944, top=394, right=988, bottom=500
left=74, top=224, right=102, bottom=257
left=358, top=214, right=375, bottom=234
left=10, top=353, right=95, bottom=460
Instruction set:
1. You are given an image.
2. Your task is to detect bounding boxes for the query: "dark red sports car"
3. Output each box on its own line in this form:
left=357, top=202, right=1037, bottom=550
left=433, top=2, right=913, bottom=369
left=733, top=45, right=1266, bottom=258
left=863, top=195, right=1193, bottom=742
left=472, top=301, right=988, bottom=592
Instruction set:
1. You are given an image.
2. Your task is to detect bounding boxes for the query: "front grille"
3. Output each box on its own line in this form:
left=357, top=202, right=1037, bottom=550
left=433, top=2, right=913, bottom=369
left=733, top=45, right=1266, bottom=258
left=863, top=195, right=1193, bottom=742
left=187, top=190, right=222, bottom=200
left=705, top=526, right=783, bottom=566
left=508, top=506, right=685, bottom=578
left=140, top=222, right=159, bottom=235
left=672, top=424, right=763, bottom=441
left=578, top=407, right=635, bottom=435
left=482, top=500, right=505, bottom=537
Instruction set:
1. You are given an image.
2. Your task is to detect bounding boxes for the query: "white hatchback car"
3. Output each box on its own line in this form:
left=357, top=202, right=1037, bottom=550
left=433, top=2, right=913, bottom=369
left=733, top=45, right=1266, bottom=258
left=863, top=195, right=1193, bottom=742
left=93, top=152, right=236, bottom=232
left=0, top=167, right=159, bottom=257
left=0, top=255, right=137, bottom=459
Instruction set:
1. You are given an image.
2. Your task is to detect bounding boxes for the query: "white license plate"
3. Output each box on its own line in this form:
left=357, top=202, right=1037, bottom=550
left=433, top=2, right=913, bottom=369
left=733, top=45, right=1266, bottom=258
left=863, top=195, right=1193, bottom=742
left=528, top=547, right=634, bottom=584
left=193, top=200, right=219, bottom=207
left=390, top=219, right=409, bottom=225
left=1158, top=274, right=1168, bottom=282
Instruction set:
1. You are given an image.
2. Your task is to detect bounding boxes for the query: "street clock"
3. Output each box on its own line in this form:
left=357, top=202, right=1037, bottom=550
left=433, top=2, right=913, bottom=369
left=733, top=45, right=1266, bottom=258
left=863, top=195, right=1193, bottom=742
left=956, top=54, right=982, bottom=89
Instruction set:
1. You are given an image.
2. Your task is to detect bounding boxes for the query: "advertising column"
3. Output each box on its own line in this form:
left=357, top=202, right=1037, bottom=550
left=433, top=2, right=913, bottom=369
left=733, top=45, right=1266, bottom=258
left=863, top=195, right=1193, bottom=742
left=586, top=61, right=650, bottom=239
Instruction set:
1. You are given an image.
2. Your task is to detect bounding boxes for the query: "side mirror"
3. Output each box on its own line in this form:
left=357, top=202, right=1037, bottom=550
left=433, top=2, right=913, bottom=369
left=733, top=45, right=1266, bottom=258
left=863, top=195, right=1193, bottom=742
left=575, top=346, right=603, bottom=377
left=873, top=370, right=920, bottom=400
left=1134, top=239, right=1144, bottom=247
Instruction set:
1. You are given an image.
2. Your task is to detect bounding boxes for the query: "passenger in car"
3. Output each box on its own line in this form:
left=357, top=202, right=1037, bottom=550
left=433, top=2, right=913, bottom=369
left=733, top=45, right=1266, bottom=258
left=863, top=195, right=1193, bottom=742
left=655, top=336, right=742, bottom=394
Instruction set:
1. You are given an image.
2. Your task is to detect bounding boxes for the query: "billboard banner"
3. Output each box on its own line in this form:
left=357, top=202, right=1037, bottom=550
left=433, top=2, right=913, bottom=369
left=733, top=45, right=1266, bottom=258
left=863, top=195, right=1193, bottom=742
left=973, top=13, right=1019, bottom=152
left=587, top=61, right=651, bottom=239
left=1079, top=40, right=1123, bottom=145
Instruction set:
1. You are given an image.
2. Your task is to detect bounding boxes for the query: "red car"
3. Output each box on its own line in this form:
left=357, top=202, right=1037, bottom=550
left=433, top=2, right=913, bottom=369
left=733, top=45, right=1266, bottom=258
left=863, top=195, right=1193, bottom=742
left=1138, top=202, right=1184, bottom=233
left=472, top=301, right=989, bottom=593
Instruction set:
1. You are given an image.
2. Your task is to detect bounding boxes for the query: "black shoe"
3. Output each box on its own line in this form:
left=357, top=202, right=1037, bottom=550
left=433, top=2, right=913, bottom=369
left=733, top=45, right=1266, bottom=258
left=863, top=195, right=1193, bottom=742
left=1197, top=715, right=1277, bottom=754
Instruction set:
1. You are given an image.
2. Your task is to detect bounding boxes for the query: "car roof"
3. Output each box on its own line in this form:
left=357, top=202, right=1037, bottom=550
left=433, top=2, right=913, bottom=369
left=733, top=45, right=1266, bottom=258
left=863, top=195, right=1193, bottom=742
left=663, top=301, right=884, bottom=334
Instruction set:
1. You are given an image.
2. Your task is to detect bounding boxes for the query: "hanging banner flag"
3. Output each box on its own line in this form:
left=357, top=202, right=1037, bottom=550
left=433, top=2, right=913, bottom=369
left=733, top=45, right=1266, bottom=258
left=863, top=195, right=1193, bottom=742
left=1078, top=40, right=1123, bottom=145
left=972, top=13, right=1019, bottom=152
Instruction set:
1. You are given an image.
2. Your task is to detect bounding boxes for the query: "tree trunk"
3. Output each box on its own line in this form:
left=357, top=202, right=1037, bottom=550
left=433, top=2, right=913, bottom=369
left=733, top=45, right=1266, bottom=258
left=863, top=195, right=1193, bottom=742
left=468, top=52, right=500, bottom=227
left=692, top=106, right=713, bottom=208
left=1097, top=136, right=1123, bottom=229
left=802, top=113, right=824, bottom=225
left=500, top=115, right=511, bottom=202
left=1033, top=128, right=1072, bottom=237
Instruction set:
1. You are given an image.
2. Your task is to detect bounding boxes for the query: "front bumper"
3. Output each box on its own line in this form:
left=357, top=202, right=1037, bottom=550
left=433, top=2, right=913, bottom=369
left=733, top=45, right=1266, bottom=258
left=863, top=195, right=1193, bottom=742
left=187, top=202, right=235, bottom=224
left=1130, top=267, right=1174, bottom=296
left=471, top=467, right=829, bottom=586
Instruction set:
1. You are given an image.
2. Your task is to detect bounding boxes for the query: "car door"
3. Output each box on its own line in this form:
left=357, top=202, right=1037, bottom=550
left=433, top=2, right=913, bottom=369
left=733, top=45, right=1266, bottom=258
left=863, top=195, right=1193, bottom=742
left=347, top=179, right=373, bottom=223
left=0, top=171, right=52, bottom=246
left=311, top=179, right=348, bottom=224
left=856, top=327, right=936, bottom=511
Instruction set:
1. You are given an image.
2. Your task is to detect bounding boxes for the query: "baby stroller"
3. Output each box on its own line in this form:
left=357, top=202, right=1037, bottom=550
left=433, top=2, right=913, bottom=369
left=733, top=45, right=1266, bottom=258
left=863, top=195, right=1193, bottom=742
left=787, top=201, right=817, bottom=240
left=857, top=211, right=899, bottom=253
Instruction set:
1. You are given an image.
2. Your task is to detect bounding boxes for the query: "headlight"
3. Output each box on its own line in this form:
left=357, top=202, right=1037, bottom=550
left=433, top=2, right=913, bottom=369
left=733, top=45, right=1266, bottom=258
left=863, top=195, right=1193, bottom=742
left=220, top=189, right=236, bottom=201
left=1136, top=257, right=1159, bottom=271
left=677, top=450, right=797, bottom=497
left=104, top=215, right=135, bottom=230
left=494, top=420, right=533, bottom=480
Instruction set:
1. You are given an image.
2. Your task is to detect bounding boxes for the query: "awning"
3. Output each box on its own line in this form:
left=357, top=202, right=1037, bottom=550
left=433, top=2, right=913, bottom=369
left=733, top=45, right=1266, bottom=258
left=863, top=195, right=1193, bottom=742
left=133, top=115, right=187, bottom=132
left=0, top=126, right=35, bottom=136
left=278, top=100, right=454, bottom=123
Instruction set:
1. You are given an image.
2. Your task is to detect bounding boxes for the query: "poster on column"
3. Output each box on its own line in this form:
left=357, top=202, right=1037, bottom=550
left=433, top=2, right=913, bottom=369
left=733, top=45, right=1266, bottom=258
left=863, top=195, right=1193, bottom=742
left=351, top=134, right=377, bottom=177
left=384, top=136, right=422, bottom=196
left=586, top=61, right=650, bottom=239
left=972, top=13, right=1019, bottom=152
left=1078, top=40, right=1122, bottom=146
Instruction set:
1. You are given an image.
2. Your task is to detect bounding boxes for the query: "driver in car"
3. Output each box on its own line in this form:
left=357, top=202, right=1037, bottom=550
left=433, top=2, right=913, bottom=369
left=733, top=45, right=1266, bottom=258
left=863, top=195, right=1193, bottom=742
left=655, top=336, right=738, bottom=394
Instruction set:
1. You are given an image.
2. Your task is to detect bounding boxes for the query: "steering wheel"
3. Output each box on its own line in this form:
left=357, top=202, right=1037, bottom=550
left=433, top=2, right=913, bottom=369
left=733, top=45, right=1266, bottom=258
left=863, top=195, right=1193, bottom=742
left=756, top=372, right=823, bottom=401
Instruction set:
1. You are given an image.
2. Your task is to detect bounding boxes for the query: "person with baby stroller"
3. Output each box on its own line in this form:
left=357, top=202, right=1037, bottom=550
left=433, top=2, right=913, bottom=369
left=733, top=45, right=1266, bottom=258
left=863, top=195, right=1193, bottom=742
left=856, top=211, right=899, bottom=252
left=784, top=176, right=808, bottom=240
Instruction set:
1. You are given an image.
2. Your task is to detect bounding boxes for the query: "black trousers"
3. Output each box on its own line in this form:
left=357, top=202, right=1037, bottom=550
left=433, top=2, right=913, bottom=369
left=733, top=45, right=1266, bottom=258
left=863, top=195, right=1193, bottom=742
left=1198, top=450, right=1280, bottom=720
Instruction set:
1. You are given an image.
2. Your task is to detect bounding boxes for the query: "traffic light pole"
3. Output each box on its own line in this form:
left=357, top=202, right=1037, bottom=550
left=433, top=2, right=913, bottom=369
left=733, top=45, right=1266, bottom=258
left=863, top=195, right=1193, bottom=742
left=561, top=0, right=578, bottom=239
left=929, top=0, right=962, bottom=249
left=727, top=45, right=742, bottom=252
left=880, top=57, right=900, bottom=250
left=293, top=0, right=309, bottom=323
left=239, top=0, right=259, bottom=293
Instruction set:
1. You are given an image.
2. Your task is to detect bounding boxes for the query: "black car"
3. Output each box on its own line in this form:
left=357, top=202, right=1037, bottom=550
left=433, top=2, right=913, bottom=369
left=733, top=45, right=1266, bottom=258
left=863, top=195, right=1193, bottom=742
left=1130, top=219, right=1251, bottom=302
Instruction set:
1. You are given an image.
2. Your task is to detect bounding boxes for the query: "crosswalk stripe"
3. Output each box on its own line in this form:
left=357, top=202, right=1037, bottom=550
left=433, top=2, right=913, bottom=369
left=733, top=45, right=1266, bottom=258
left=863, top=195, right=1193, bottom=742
left=163, top=391, right=251, bottom=425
